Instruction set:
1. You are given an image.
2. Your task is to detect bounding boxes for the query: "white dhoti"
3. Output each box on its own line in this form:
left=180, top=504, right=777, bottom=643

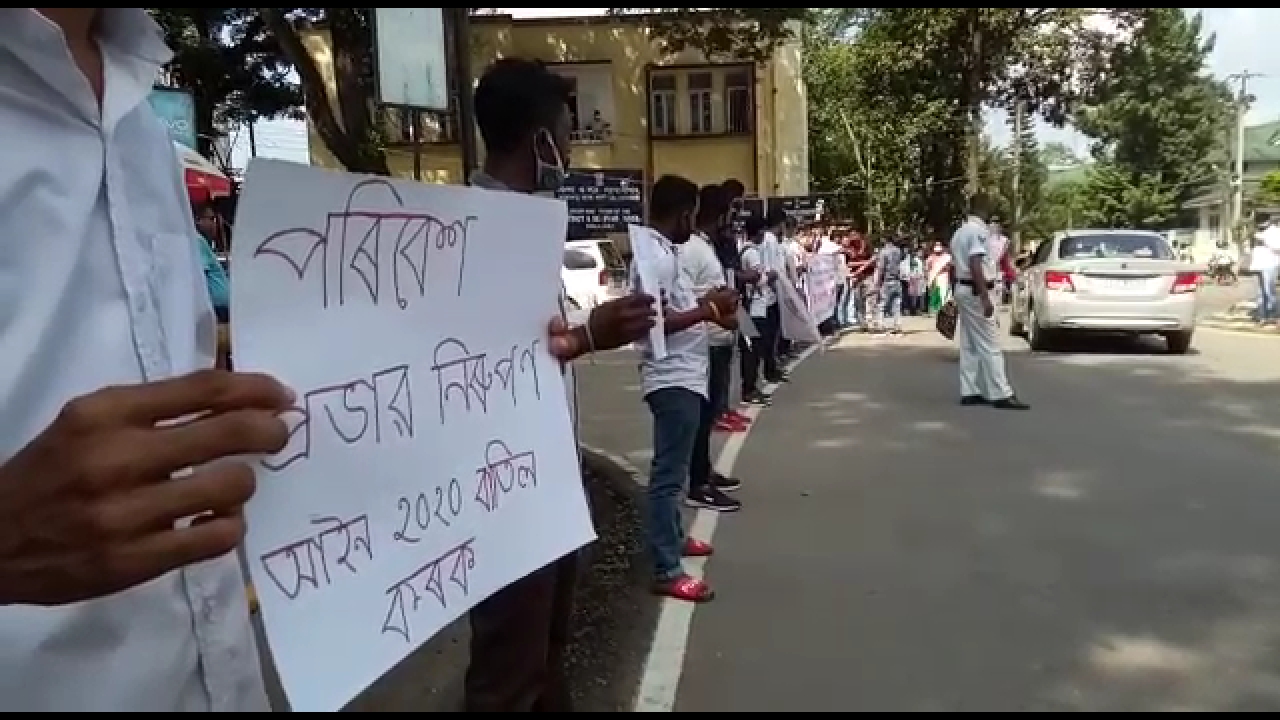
left=954, top=284, right=1014, bottom=401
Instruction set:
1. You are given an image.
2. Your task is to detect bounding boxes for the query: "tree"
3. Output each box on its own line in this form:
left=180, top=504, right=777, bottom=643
left=846, top=9, right=1139, bottom=203
left=149, top=8, right=301, bottom=162
left=1074, top=9, right=1232, bottom=228
left=1075, top=164, right=1180, bottom=228
left=262, top=8, right=393, bottom=175
left=805, top=9, right=967, bottom=234
left=1259, top=169, right=1280, bottom=207
left=1041, top=141, right=1082, bottom=168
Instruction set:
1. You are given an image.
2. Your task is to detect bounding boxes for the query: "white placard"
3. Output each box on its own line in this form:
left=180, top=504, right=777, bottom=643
left=230, top=160, right=595, bottom=712
left=778, top=274, right=822, bottom=345
left=626, top=224, right=669, bottom=359
left=373, top=8, right=449, bottom=111
left=805, top=252, right=842, bottom=323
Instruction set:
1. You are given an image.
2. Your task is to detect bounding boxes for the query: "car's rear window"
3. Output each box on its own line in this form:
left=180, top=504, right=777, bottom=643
left=1058, top=233, right=1173, bottom=260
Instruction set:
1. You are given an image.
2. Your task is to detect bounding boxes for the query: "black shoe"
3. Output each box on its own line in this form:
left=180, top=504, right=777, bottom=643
left=712, top=472, right=742, bottom=492
left=742, top=391, right=772, bottom=407
left=992, top=396, right=1030, bottom=410
left=960, top=395, right=988, bottom=406
left=686, top=484, right=743, bottom=512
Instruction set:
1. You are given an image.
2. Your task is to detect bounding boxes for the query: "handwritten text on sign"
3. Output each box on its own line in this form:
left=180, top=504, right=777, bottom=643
left=230, top=160, right=595, bottom=712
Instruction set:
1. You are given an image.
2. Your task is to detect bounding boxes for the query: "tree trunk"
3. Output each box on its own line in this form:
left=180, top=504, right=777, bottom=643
left=261, top=9, right=390, bottom=176
left=964, top=10, right=984, bottom=203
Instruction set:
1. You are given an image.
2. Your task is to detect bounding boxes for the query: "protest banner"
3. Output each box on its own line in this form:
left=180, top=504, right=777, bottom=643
left=805, top=252, right=842, bottom=324
left=230, top=160, right=594, bottom=712
left=778, top=275, right=822, bottom=345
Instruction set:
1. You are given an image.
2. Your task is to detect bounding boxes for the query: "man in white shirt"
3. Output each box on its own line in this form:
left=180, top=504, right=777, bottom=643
left=0, top=8, right=300, bottom=711
left=1251, top=220, right=1280, bottom=323
left=949, top=194, right=1029, bottom=410
left=629, top=175, right=737, bottom=604
left=683, top=184, right=745, bottom=513
left=754, top=208, right=790, bottom=382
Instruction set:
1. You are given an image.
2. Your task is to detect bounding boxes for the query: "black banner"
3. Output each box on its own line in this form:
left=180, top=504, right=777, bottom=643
left=767, top=195, right=823, bottom=220
left=555, top=169, right=644, bottom=239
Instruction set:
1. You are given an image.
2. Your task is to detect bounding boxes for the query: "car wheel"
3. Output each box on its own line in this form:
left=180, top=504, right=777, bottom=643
left=1026, top=305, right=1050, bottom=352
left=1165, top=330, right=1193, bottom=355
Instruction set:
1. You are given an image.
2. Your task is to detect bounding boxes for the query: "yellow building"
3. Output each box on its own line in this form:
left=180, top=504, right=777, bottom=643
left=303, top=12, right=809, bottom=200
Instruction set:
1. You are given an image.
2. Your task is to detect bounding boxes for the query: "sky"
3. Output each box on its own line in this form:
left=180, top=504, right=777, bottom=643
left=229, top=8, right=1280, bottom=170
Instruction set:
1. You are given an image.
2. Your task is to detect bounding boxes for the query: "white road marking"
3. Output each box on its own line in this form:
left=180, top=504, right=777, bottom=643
left=632, top=341, right=824, bottom=712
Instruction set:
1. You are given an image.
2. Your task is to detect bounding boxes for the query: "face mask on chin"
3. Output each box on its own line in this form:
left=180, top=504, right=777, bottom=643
left=533, top=128, right=567, bottom=193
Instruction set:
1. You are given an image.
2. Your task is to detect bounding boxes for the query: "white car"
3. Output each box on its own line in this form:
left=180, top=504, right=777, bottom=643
left=561, top=238, right=628, bottom=310
left=1009, top=229, right=1201, bottom=354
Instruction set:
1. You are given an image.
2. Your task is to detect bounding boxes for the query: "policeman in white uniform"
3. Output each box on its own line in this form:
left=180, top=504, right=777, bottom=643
left=949, top=194, right=1030, bottom=410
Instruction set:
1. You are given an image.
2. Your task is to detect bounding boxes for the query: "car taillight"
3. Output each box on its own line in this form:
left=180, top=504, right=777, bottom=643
left=598, top=269, right=609, bottom=286
left=1172, top=271, right=1199, bottom=294
left=1045, top=270, right=1075, bottom=292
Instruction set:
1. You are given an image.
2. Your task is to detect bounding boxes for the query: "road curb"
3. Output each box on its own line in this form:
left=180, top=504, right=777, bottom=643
left=581, top=443, right=648, bottom=489
left=1202, top=318, right=1280, bottom=336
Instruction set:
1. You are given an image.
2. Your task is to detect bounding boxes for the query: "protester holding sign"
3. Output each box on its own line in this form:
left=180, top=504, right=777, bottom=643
left=685, top=184, right=744, bottom=513
left=465, top=57, right=658, bottom=712
left=630, top=176, right=738, bottom=603
left=0, top=8, right=295, bottom=711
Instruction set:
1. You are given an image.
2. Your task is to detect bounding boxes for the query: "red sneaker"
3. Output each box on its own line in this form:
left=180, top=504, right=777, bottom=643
left=714, top=416, right=746, bottom=433
left=682, top=537, right=714, bottom=557
left=653, top=573, right=715, bottom=603
left=728, top=409, right=753, bottom=425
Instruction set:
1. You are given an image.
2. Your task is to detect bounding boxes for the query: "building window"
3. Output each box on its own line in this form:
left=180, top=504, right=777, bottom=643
left=650, top=73, right=677, bottom=136
left=386, top=107, right=455, bottom=144
left=689, top=71, right=713, bottom=134
left=554, top=67, right=615, bottom=143
left=725, top=70, right=751, bottom=134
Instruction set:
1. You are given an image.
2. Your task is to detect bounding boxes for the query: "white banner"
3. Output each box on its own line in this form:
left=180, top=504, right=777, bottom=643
left=231, top=160, right=595, bottom=712
left=778, top=275, right=822, bottom=344
left=805, top=252, right=842, bottom=323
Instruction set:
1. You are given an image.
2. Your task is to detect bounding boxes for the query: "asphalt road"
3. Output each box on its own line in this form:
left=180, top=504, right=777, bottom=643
left=676, top=317, right=1280, bottom=712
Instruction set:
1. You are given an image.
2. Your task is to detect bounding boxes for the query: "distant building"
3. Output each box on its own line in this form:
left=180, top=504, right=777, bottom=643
left=300, top=12, right=809, bottom=200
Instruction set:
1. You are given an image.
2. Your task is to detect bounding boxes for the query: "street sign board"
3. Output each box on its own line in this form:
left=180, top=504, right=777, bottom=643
left=555, top=169, right=644, bottom=239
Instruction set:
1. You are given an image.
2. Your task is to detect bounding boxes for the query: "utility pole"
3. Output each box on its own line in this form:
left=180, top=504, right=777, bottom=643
left=1227, top=69, right=1265, bottom=248
left=1010, top=98, right=1025, bottom=252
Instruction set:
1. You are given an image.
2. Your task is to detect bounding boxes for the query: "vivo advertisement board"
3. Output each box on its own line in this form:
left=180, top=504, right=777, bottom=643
left=149, top=86, right=197, bottom=150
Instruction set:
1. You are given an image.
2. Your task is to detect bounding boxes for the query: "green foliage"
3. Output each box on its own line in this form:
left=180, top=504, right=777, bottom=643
left=1258, top=169, right=1280, bottom=206
left=1076, top=164, right=1181, bottom=228
left=1041, top=141, right=1082, bottom=168
left=1074, top=9, right=1231, bottom=228
left=148, top=8, right=301, bottom=159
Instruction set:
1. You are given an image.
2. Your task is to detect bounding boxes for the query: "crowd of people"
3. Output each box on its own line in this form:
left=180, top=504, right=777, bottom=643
left=0, top=6, right=1035, bottom=712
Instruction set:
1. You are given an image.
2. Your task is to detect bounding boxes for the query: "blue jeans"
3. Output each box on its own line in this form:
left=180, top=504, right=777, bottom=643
left=1259, top=266, right=1278, bottom=320
left=834, top=283, right=848, bottom=326
left=880, top=281, right=902, bottom=330
left=645, top=387, right=702, bottom=581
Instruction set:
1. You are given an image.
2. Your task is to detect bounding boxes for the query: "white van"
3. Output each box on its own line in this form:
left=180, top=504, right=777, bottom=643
left=562, top=238, right=628, bottom=310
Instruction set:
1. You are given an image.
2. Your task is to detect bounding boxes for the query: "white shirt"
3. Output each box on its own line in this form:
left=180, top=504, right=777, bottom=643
left=950, top=216, right=994, bottom=282
left=685, top=232, right=733, bottom=346
left=0, top=9, right=267, bottom=711
left=1251, top=243, right=1279, bottom=272
left=629, top=230, right=709, bottom=398
left=1262, top=225, right=1280, bottom=255
left=741, top=244, right=773, bottom=317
